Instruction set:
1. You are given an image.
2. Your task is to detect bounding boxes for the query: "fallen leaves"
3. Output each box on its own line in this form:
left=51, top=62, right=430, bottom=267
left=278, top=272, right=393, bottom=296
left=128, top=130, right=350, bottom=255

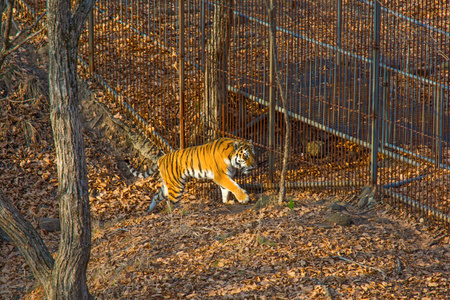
left=2, top=20, right=450, bottom=300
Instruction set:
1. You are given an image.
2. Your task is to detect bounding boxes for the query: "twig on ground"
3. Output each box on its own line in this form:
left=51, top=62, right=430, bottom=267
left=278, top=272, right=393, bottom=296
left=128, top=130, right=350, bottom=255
left=428, top=233, right=449, bottom=247
left=313, top=278, right=334, bottom=300
left=396, top=256, right=403, bottom=275
left=333, top=255, right=386, bottom=278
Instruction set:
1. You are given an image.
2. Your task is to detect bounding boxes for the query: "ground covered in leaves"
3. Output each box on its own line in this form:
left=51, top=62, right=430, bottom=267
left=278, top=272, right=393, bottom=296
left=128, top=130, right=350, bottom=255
left=1, top=45, right=450, bottom=300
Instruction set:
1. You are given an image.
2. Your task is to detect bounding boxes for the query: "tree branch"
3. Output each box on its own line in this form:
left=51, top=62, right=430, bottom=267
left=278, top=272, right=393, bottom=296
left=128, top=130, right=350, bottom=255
left=0, top=1, right=46, bottom=69
left=1, top=0, right=14, bottom=54
left=0, top=190, right=54, bottom=288
left=10, top=10, right=46, bottom=45
left=1, top=25, right=47, bottom=58
left=71, top=0, right=95, bottom=39
left=333, top=255, right=386, bottom=278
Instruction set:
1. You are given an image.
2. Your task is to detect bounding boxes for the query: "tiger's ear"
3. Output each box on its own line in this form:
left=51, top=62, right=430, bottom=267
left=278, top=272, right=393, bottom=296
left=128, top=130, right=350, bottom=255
left=233, top=141, right=240, bottom=150
left=249, top=139, right=255, bottom=151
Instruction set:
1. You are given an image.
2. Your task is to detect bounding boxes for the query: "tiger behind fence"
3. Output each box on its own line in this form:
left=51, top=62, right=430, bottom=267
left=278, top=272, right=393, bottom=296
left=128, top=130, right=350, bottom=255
left=125, top=137, right=257, bottom=213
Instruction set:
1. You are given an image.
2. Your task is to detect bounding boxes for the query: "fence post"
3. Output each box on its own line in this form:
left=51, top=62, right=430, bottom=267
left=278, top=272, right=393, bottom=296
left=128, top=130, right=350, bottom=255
left=333, top=0, right=342, bottom=105
left=268, top=0, right=275, bottom=183
left=88, top=9, right=94, bottom=76
left=370, top=0, right=381, bottom=185
left=435, top=86, right=443, bottom=167
left=179, top=0, right=185, bottom=149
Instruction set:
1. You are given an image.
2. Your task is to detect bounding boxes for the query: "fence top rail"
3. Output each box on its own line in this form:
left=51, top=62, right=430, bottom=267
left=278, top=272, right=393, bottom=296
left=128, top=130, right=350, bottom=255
left=202, top=0, right=449, bottom=91
left=357, top=0, right=450, bottom=38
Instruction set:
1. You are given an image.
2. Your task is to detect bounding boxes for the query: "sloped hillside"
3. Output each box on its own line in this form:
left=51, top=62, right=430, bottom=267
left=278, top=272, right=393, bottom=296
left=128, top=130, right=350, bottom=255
left=1, top=44, right=450, bottom=300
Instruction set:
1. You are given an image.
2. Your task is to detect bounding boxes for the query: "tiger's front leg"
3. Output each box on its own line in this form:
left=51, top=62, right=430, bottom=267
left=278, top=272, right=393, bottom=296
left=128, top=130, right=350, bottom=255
left=215, top=176, right=249, bottom=204
left=220, top=187, right=234, bottom=204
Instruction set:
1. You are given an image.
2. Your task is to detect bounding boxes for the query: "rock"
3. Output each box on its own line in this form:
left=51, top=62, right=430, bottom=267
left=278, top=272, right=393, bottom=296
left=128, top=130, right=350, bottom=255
left=376, top=217, right=391, bottom=224
left=38, top=217, right=60, bottom=232
left=357, top=186, right=376, bottom=209
left=330, top=202, right=349, bottom=213
left=325, top=213, right=352, bottom=226
left=252, top=194, right=275, bottom=210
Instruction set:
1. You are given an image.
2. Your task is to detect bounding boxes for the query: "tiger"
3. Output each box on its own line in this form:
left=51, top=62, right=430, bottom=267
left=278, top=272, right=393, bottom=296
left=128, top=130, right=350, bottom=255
left=126, top=137, right=257, bottom=213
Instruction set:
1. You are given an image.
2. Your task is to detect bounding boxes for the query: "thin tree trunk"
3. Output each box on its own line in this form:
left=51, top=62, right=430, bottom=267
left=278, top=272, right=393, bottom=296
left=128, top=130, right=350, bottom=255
left=0, top=0, right=14, bottom=68
left=0, top=0, right=95, bottom=298
left=47, top=0, right=93, bottom=298
left=265, top=0, right=290, bottom=204
left=0, top=0, right=95, bottom=299
left=204, top=0, right=232, bottom=138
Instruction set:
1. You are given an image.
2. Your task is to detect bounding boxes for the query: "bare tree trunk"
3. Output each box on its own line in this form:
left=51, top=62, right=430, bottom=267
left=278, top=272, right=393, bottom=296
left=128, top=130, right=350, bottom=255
left=46, top=0, right=94, bottom=298
left=0, top=1, right=95, bottom=299
left=265, top=0, right=291, bottom=204
left=204, top=0, right=232, bottom=138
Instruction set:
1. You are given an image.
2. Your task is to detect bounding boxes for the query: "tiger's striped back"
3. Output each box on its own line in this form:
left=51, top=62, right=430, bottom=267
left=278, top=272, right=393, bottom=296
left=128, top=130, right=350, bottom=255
left=129, top=138, right=257, bottom=212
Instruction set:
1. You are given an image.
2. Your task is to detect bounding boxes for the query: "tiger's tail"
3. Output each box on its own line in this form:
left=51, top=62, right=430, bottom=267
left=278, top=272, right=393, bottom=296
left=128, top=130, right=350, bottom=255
left=124, top=159, right=159, bottom=178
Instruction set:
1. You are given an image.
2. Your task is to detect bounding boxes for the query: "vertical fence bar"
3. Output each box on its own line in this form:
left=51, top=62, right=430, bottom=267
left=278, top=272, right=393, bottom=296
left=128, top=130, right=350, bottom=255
left=333, top=0, right=342, bottom=103
left=435, top=86, right=443, bottom=167
left=370, top=0, right=381, bottom=186
left=332, top=0, right=342, bottom=136
left=201, top=0, right=205, bottom=70
left=268, top=0, right=275, bottom=183
left=179, top=0, right=185, bottom=149
left=88, top=9, right=94, bottom=76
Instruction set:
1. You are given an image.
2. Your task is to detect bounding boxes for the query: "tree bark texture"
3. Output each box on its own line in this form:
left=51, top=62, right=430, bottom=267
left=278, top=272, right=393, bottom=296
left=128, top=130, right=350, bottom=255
left=0, top=0, right=14, bottom=68
left=0, top=191, right=55, bottom=294
left=47, top=0, right=94, bottom=298
left=204, top=0, right=232, bottom=138
left=1, top=0, right=94, bottom=298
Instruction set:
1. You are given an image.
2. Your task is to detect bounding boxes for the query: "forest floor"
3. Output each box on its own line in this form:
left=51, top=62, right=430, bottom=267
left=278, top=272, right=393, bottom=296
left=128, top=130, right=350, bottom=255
left=1, top=41, right=450, bottom=300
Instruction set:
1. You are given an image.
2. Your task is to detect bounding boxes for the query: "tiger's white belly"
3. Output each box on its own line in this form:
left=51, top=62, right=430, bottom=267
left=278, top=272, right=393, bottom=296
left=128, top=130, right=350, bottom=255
left=190, top=169, right=215, bottom=180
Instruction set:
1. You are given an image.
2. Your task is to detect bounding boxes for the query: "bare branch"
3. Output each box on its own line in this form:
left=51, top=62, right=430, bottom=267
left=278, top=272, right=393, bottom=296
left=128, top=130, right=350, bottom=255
left=0, top=190, right=54, bottom=289
left=0, top=1, right=46, bottom=69
left=10, top=10, right=46, bottom=45
left=71, top=0, right=95, bottom=39
left=1, top=0, right=14, bottom=54
left=333, top=255, right=387, bottom=278
left=313, top=278, right=334, bottom=300
left=2, top=25, right=47, bottom=58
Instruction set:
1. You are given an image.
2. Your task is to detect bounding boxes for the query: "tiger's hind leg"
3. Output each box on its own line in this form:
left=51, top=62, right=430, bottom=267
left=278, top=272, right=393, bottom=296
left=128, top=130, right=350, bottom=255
left=148, top=183, right=184, bottom=213
left=166, top=185, right=184, bottom=212
left=147, top=185, right=168, bottom=213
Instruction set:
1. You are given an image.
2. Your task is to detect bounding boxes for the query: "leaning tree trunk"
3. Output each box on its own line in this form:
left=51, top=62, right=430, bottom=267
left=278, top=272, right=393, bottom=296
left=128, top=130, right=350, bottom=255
left=46, top=0, right=94, bottom=298
left=204, top=0, right=232, bottom=138
left=0, top=191, right=55, bottom=294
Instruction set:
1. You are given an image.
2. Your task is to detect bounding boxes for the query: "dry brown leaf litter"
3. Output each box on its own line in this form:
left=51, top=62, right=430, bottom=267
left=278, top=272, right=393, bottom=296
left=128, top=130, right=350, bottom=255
left=1, top=38, right=450, bottom=300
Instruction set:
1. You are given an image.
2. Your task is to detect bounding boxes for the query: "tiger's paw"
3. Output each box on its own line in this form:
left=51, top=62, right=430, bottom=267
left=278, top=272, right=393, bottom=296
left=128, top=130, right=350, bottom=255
left=236, top=192, right=250, bottom=204
left=223, top=199, right=235, bottom=205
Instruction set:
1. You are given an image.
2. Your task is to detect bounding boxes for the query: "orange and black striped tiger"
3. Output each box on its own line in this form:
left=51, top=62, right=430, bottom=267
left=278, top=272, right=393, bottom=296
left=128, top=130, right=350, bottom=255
left=126, top=138, right=257, bottom=212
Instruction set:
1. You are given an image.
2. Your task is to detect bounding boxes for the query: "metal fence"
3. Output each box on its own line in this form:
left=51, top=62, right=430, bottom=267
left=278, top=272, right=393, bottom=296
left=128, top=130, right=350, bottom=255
left=16, top=0, right=449, bottom=227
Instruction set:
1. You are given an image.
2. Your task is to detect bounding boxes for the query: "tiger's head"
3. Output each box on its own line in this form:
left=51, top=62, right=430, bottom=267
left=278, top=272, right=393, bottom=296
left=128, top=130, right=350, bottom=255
left=232, top=140, right=257, bottom=174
